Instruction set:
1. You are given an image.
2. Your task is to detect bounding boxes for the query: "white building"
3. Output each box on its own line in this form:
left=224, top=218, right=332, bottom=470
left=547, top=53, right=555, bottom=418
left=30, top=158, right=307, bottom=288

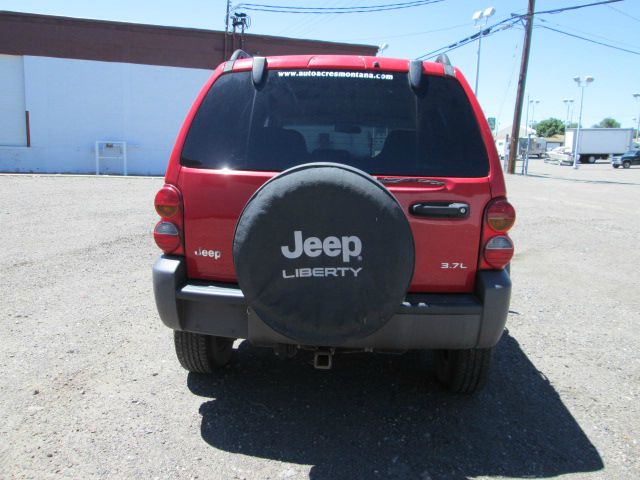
left=0, top=11, right=375, bottom=175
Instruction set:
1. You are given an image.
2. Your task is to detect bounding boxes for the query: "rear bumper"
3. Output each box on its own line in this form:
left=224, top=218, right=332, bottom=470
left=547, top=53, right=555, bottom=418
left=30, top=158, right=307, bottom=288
left=153, top=255, right=511, bottom=350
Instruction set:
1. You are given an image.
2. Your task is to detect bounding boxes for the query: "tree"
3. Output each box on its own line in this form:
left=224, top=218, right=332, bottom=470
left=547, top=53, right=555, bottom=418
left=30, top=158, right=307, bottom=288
left=532, top=117, right=565, bottom=138
left=592, top=117, right=621, bottom=128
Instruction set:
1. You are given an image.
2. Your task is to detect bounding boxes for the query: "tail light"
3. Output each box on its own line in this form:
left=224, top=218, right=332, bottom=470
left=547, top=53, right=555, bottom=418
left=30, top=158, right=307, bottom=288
left=484, top=235, right=514, bottom=269
left=486, top=199, right=516, bottom=232
left=480, top=198, right=515, bottom=270
left=154, top=185, right=180, bottom=218
left=154, top=184, right=184, bottom=254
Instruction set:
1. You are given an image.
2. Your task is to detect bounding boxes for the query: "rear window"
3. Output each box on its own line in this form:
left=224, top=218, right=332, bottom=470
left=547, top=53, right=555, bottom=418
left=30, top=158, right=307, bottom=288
left=181, top=70, right=489, bottom=177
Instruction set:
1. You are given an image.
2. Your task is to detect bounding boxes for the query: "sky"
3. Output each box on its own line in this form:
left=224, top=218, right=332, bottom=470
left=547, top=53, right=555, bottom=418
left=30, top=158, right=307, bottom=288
left=1, top=0, right=639, bottom=132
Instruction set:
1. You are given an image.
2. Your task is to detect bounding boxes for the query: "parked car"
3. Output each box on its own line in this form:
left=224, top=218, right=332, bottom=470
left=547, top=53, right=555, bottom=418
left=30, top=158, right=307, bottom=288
left=612, top=149, right=640, bottom=168
left=152, top=51, right=515, bottom=394
left=547, top=146, right=573, bottom=165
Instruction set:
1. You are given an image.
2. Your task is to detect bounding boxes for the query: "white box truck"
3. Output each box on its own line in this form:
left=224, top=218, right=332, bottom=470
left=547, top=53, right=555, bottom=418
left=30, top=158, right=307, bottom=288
left=565, top=128, right=634, bottom=163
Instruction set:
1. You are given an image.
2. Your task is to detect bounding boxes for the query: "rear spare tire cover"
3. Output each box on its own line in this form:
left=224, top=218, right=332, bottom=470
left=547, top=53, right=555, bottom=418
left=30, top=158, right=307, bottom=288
left=233, top=163, right=415, bottom=345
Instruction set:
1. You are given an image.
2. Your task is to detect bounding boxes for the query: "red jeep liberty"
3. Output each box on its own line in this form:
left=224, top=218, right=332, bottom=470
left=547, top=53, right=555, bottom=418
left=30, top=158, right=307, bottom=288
left=152, top=51, right=515, bottom=394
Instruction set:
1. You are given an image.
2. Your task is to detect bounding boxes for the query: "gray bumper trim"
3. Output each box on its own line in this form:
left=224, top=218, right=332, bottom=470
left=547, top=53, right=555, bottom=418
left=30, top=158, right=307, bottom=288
left=153, top=255, right=511, bottom=349
left=177, top=283, right=245, bottom=304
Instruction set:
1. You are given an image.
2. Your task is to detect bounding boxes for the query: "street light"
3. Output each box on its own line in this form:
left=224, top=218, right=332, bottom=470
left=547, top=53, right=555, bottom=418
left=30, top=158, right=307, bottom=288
left=472, top=6, right=495, bottom=97
left=633, top=93, right=640, bottom=143
left=563, top=99, right=574, bottom=144
left=529, top=99, right=540, bottom=128
left=377, top=43, right=389, bottom=57
left=572, top=75, right=594, bottom=169
left=524, top=98, right=540, bottom=174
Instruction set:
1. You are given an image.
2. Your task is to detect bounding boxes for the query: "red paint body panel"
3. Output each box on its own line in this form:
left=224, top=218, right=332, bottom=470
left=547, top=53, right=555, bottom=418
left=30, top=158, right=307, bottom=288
left=178, top=168, right=491, bottom=293
left=179, top=168, right=271, bottom=282
left=162, top=55, right=510, bottom=293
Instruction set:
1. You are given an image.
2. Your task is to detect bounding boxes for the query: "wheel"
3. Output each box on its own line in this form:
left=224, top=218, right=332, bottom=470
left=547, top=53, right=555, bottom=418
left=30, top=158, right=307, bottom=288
left=588, top=156, right=596, bottom=164
left=435, top=348, right=493, bottom=394
left=623, top=160, right=631, bottom=169
left=613, top=165, right=619, bottom=169
left=173, top=331, right=233, bottom=373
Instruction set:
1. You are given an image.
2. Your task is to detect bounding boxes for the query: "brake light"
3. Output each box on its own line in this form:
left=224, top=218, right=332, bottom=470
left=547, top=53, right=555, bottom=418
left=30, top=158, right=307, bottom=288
left=154, top=184, right=184, bottom=254
left=480, top=198, right=515, bottom=270
left=486, top=199, right=516, bottom=232
left=154, top=185, right=181, bottom=218
left=484, top=235, right=514, bottom=269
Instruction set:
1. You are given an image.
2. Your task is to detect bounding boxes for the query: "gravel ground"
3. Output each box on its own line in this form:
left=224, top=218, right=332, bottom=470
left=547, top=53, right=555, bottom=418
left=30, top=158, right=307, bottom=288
left=1, top=162, right=639, bottom=479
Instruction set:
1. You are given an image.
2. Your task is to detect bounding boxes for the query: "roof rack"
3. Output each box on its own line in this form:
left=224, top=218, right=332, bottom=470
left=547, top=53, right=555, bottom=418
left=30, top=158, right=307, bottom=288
left=223, top=49, right=268, bottom=88
left=224, top=49, right=252, bottom=72
left=229, top=49, right=252, bottom=61
left=435, top=53, right=451, bottom=66
left=435, top=54, right=455, bottom=77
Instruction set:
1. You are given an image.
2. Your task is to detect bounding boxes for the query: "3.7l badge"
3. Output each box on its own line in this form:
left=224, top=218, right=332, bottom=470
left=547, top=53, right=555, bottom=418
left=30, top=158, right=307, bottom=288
left=440, top=262, right=467, bottom=269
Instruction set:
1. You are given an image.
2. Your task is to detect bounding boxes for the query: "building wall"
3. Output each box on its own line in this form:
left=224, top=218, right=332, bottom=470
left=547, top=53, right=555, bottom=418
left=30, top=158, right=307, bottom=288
left=0, top=54, right=27, bottom=146
left=0, top=11, right=377, bottom=71
left=0, top=55, right=211, bottom=175
left=0, top=12, right=376, bottom=175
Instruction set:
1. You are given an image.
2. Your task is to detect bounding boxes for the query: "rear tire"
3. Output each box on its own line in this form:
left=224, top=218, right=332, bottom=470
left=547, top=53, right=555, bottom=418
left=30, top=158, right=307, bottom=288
left=435, top=348, right=492, bottom=394
left=588, top=156, right=596, bottom=164
left=623, top=160, right=631, bottom=169
left=174, top=331, right=233, bottom=373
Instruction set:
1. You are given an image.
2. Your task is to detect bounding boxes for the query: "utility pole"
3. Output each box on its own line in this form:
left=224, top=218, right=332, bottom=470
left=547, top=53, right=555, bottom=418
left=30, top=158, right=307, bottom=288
left=506, top=0, right=535, bottom=174
left=224, top=0, right=231, bottom=59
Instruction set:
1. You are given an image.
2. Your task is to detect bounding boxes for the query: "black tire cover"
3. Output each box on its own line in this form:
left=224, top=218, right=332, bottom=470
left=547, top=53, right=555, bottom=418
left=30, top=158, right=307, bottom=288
left=233, top=163, right=415, bottom=345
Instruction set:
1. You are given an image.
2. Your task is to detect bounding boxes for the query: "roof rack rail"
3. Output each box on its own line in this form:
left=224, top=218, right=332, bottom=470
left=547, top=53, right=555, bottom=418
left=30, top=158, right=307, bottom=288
left=229, top=49, right=252, bottom=62
left=224, top=49, right=252, bottom=72
left=435, top=53, right=451, bottom=66
left=435, top=54, right=455, bottom=77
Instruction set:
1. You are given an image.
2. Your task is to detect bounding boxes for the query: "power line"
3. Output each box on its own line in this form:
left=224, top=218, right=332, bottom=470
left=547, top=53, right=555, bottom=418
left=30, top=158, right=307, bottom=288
left=496, top=39, right=521, bottom=123
left=237, top=0, right=437, bottom=10
left=607, top=4, right=640, bottom=23
left=239, top=0, right=436, bottom=10
left=348, top=22, right=469, bottom=42
left=537, top=24, right=640, bottom=56
left=538, top=18, right=640, bottom=50
left=234, top=0, right=444, bottom=14
left=242, top=0, right=619, bottom=15
left=416, top=17, right=518, bottom=60
left=532, top=0, right=621, bottom=16
left=414, top=0, right=624, bottom=60
left=276, top=0, right=343, bottom=36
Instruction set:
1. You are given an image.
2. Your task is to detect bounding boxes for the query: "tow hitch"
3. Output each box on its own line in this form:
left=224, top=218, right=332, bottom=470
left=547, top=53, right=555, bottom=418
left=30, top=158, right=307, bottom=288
left=313, top=349, right=334, bottom=370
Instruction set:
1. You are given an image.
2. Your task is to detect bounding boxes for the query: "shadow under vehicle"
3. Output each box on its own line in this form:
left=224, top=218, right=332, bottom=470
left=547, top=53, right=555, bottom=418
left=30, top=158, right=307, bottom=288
left=187, top=332, right=603, bottom=480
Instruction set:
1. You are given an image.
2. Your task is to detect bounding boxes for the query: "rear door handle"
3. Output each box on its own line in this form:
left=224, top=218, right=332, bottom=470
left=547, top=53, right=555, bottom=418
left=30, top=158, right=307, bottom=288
left=410, top=202, right=470, bottom=219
